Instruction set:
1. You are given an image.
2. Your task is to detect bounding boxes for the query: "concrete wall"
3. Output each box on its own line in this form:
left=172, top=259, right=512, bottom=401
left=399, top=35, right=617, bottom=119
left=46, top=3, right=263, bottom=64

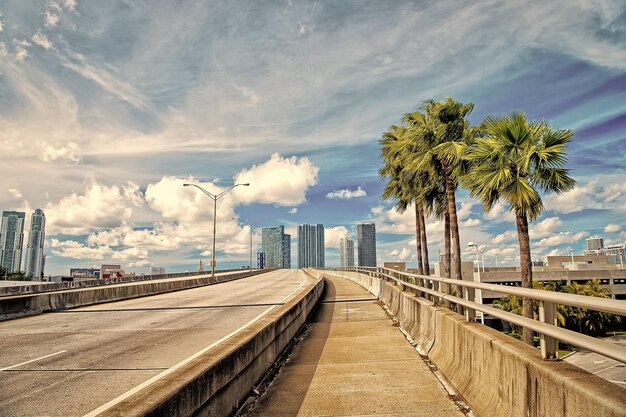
left=325, top=270, right=626, bottom=417
left=0, top=270, right=268, bottom=322
left=98, top=270, right=324, bottom=417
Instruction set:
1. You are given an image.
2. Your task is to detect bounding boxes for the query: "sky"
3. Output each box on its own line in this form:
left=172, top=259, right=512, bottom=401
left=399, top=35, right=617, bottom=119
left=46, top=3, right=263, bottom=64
left=0, top=0, right=625, bottom=275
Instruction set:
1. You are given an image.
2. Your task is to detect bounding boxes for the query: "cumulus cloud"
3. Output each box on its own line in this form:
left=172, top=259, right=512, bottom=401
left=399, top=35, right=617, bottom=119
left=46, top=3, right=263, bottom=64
left=544, top=177, right=626, bottom=214
left=233, top=154, right=319, bottom=206
left=289, top=207, right=298, bottom=214
left=50, top=239, right=113, bottom=260
left=398, top=247, right=411, bottom=261
left=326, top=186, right=367, bottom=200
left=604, top=223, right=621, bottom=233
left=492, top=230, right=517, bottom=245
left=324, top=226, right=350, bottom=247
left=535, top=231, right=589, bottom=248
left=45, top=180, right=143, bottom=234
left=457, top=201, right=475, bottom=221
left=529, top=217, right=563, bottom=239
left=483, top=201, right=516, bottom=223
left=8, top=188, right=22, bottom=199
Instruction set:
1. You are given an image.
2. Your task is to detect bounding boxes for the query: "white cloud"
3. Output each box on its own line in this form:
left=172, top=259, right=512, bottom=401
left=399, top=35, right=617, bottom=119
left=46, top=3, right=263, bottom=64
left=45, top=11, right=60, bottom=27
left=324, top=226, right=349, bottom=247
left=483, top=201, right=516, bottom=223
left=32, top=33, right=53, bottom=50
left=0, top=15, right=4, bottom=32
left=326, top=186, right=367, bottom=200
left=289, top=207, right=298, bottom=214
left=8, top=188, right=22, bottom=199
left=461, top=218, right=481, bottom=227
left=492, top=230, right=517, bottom=245
left=39, top=142, right=81, bottom=163
left=398, top=247, right=411, bottom=261
left=64, top=0, right=77, bottom=11
left=15, top=46, right=28, bottom=62
left=535, top=231, right=589, bottom=248
left=62, top=51, right=153, bottom=112
left=50, top=239, right=113, bottom=260
left=529, top=217, right=563, bottom=239
left=45, top=180, right=143, bottom=234
left=604, top=223, right=621, bottom=233
left=544, top=177, right=626, bottom=214
left=232, top=153, right=319, bottom=206
left=457, top=201, right=475, bottom=221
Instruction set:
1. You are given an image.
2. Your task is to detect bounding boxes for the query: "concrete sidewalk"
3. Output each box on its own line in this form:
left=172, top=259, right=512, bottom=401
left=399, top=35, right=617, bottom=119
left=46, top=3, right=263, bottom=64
left=245, top=275, right=466, bottom=417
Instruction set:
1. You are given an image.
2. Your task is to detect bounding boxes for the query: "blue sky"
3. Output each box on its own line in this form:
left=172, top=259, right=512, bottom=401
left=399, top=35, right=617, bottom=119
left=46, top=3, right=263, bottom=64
left=0, top=0, right=625, bottom=275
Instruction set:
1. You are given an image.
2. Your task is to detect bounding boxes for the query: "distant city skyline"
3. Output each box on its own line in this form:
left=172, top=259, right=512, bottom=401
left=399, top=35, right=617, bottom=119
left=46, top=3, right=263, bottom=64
left=0, top=1, right=625, bottom=274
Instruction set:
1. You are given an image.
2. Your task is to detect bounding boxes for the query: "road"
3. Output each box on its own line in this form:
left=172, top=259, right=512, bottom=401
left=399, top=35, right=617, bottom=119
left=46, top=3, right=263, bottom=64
left=0, top=269, right=309, bottom=417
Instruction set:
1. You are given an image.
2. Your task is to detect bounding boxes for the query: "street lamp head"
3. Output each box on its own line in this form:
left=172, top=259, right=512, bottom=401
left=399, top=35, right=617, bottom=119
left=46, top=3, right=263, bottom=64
left=240, top=183, right=250, bottom=186
left=467, top=242, right=477, bottom=247
left=183, top=183, right=191, bottom=187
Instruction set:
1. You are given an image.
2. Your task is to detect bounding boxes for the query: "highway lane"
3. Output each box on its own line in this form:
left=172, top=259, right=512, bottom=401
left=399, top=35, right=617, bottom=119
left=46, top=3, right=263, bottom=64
left=0, top=269, right=309, bottom=417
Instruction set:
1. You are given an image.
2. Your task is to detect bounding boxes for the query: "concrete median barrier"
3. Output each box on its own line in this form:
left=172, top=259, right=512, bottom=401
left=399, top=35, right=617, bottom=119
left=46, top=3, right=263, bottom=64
left=325, top=270, right=626, bottom=417
left=0, top=270, right=268, bottom=322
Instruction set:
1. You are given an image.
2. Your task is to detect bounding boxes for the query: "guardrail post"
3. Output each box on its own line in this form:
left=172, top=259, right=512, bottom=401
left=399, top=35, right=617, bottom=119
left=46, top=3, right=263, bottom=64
left=463, top=287, right=475, bottom=322
left=539, top=300, right=558, bottom=360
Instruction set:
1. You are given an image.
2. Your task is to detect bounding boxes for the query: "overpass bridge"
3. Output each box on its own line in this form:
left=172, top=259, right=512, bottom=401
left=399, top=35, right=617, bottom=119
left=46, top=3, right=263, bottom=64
left=0, top=268, right=624, bottom=417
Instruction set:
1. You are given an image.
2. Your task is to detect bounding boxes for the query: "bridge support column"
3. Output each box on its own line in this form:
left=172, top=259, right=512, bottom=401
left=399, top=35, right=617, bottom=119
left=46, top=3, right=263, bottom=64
left=539, top=300, right=558, bottom=360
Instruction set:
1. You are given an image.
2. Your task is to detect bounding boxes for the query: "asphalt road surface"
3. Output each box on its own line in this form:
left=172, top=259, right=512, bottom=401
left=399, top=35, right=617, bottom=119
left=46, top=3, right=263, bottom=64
left=0, top=269, right=309, bottom=417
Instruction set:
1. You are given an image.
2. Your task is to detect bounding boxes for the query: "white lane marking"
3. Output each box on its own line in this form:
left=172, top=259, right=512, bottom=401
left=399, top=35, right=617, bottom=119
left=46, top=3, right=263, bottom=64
left=83, top=271, right=308, bottom=417
left=1, top=350, right=67, bottom=372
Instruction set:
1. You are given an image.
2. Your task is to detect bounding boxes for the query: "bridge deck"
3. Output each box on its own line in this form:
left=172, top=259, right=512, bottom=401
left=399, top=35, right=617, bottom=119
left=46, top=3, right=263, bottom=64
left=244, top=275, right=466, bottom=417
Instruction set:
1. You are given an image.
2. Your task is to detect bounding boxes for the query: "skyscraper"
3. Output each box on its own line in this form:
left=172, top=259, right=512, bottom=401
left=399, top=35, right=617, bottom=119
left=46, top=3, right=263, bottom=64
left=0, top=211, right=26, bottom=274
left=25, top=209, right=46, bottom=280
left=298, top=224, right=324, bottom=268
left=282, top=234, right=291, bottom=269
left=261, top=226, right=290, bottom=268
left=357, top=222, right=377, bottom=267
left=339, top=237, right=354, bottom=267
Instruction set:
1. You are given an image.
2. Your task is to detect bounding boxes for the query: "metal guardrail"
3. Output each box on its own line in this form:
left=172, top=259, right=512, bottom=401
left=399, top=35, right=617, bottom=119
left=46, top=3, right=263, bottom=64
left=324, top=266, right=626, bottom=364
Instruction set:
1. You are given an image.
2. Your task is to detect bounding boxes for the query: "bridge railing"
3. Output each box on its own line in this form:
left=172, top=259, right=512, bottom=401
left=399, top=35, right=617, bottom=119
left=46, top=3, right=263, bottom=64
left=325, top=266, right=626, bottom=364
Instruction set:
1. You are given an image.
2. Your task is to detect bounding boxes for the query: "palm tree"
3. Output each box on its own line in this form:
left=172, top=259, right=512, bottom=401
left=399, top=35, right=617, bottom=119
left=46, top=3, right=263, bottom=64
left=403, top=98, right=477, bottom=305
left=380, top=125, right=428, bottom=275
left=462, top=111, right=575, bottom=345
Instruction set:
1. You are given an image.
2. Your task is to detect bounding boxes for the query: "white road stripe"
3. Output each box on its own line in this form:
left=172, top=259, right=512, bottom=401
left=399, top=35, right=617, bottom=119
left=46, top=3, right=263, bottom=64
left=1, top=350, right=67, bottom=372
left=83, top=271, right=308, bottom=417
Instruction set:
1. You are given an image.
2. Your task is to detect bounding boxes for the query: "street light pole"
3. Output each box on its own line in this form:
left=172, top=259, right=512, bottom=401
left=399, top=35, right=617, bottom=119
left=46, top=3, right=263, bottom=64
left=184, top=182, right=250, bottom=277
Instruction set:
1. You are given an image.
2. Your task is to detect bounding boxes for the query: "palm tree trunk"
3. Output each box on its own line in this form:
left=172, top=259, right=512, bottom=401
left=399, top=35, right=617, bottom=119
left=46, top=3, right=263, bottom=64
left=444, top=209, right=452, bottom=309
left=515, top=211, right=534, bottom=346
left=415, top=201, right=424, bottom=275
left=443, top=167, right=463, bottom=313
left=418, top=199, right=430, bottom=276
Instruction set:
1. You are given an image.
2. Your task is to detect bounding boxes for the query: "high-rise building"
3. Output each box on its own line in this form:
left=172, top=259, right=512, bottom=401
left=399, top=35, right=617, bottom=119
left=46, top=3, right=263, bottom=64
left=357, top=222, right=377, bottom=267
left=262, top=226, right=289, bottom=268
left=298, top=224, right=324, bottom=268
left=339, top=237, right=354, bottom=267
left=0, top=211, right=26, bottom=274
left=25, top=209, right=46, bottom=279
left=283, top=234, right=291, bottom=269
